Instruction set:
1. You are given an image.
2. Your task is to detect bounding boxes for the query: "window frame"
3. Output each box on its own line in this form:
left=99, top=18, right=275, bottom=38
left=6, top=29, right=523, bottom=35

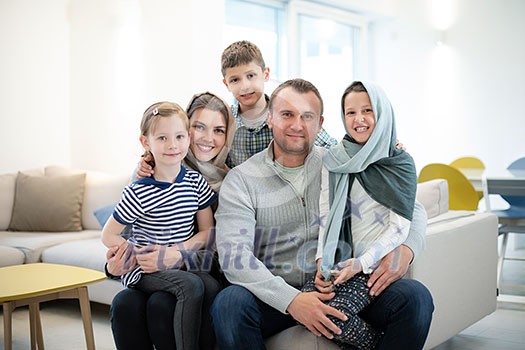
left=286, top=0, right=368, bottom=79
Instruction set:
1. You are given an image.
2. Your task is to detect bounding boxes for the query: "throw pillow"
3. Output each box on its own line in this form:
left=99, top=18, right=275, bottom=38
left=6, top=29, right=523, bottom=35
left=0, top=173, right=16, bottom=230
left=93, top=203, right=116, bottom=228
left=93, top=203, right=132, bottom=239
left=416, top=179, right=449, bottom=219
left=8, top=172, right=86, bottom=232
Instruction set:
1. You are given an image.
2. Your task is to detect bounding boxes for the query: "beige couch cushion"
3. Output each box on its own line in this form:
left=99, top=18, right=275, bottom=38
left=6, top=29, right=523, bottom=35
left=43, top=165, right=129, bottom=230
left=82, top=172, right=129, bottom=230
left=0, top=173, right=16, bottom=230
left=41, top=237, right=108, bottom=272
left=416, top=179, right=449, bottom=219
left=8, top=172, right=86, bottom=232
left=0, top=230, right=101, bottom=263
left=0, top=245, right=25, bottom=267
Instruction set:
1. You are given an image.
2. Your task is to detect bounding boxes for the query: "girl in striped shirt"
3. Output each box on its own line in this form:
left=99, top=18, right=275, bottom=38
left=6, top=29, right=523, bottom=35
left=102, top=101, right=217, bottom=350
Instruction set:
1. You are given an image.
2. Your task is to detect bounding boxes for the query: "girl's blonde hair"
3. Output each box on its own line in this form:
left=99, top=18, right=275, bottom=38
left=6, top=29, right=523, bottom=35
left=140, top=101, right=189, bottom=136
left=140, top=101, right=189, bottom=163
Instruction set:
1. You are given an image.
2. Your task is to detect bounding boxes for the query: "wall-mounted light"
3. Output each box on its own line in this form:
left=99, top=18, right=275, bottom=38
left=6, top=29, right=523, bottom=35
left=431, top=0, right=455, bottom=47
left=435, top=30, right=446, bottom=46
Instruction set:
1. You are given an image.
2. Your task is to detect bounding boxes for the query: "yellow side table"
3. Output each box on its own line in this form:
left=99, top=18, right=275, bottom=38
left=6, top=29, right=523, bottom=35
left=0, top=263, right=106, bottom=350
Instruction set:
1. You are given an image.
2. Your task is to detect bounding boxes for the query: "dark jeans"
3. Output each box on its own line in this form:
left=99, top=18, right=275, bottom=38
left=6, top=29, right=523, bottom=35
left=210, top=279, right=433, bottom=350
left=210, top=285, right=296, bottom=350
left=110, top=270, right=221, bottom=350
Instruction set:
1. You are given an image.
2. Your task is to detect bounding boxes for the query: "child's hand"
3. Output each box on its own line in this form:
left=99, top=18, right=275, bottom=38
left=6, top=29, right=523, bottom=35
left=136, top=154, right=154, bottom=179
left=331, top=258, right=362, bottom=285
left=314, top=258, right=333, bottom=293
left=396, top=139, right=406, bottom=151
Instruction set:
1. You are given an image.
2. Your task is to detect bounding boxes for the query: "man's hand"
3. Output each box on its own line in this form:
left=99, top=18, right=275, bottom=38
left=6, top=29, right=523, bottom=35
left=136, top=154, right=154, bottom=179
left=367, top=245, right=413, bottom=296
left=287, top=292, right=347, bottom=339
left=106, top=241, right=136, bottom=276
left=135, top=245, right=183, bottom=273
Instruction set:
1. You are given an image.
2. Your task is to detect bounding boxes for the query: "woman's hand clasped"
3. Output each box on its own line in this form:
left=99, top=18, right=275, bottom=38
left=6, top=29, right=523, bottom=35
left=135, top=245, right=183, bottom=273
left=136, top=154, right=155, bottom=179
left=106, top=241, right=137, bottom=276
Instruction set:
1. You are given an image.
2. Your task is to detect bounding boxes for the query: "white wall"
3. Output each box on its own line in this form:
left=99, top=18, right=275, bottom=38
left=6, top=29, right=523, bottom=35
left=0, top=0, right=524, bottom=176
left=0, top=0, right=225, bottom=174
left=369, top=0, right=525, bottom=174
left=0, top=0, right=70, bottom=172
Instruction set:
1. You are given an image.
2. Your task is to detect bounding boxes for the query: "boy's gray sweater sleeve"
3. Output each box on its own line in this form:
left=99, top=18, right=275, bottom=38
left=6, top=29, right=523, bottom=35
left=215, top=169, right=300, bottom=313
left=403, top=200, right=427, bottom=259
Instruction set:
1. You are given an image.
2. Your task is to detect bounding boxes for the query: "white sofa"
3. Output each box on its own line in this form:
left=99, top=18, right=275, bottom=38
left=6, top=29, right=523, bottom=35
left=0, top=166, right=129, bottom=305
left=0, top=166, right=498, bottom=349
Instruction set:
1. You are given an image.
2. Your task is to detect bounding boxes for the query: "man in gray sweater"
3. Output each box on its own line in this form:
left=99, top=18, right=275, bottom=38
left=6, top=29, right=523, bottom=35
left=211, top=78, right=433, bottom=349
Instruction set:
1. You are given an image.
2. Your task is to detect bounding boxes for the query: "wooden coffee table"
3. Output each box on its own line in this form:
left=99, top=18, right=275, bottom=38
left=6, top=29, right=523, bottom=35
left=0, top=263, right=106, bottom=350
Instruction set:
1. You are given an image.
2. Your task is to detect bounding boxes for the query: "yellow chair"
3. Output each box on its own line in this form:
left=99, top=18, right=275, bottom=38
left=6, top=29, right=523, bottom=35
left=418, top=163, right=480, bottom=210
left=450, top=156, right=486, bottom=170
left=450, top=156, right=485, bottom=200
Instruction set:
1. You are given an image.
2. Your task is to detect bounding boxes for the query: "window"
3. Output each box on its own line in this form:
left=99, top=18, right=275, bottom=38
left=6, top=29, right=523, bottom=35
left=224, top=0, right=367, bottom=139
left=224, top=0, right=285, bottom=93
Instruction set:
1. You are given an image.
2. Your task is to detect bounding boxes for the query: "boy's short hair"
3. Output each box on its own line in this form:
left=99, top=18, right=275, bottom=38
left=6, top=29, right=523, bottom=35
left=269, top=78, right=324, bottom=116
left=221, top=40, right=266, bottom=77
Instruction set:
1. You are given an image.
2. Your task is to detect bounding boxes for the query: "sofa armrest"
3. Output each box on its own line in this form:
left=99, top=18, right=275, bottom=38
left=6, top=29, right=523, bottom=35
left=408, top=212, right=498, bottom=349
left=417, top=179, right=449, bottom=219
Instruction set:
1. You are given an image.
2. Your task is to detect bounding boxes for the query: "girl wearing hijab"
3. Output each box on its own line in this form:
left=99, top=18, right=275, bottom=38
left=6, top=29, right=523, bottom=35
left=302, top=81, right=417, bottom=350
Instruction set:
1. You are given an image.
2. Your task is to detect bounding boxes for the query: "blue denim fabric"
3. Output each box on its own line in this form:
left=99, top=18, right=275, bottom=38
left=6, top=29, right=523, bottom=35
left=211, top=279, right=433, bottom=350
left=210, top=285, right=296, bottom=350
left=360, top=279, right=434, bottom=350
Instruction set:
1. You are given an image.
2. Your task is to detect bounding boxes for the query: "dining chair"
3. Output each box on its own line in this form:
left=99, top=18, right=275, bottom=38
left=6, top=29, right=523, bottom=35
left=507, top=156, right=525, bottom=174
left=450, top=156, right=485, bottom=200
left=483, top=165, right=525, bottom=289
left=418, top=163, right=480, bottom=210
left=450, top=156, right=486, bottom=170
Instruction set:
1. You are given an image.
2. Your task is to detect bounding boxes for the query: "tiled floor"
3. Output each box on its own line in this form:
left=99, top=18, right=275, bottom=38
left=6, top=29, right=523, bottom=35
left=432, top=247, right=525, bottom=350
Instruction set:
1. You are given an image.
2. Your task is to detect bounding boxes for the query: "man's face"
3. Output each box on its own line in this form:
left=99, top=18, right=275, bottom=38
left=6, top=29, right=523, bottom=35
left=268, top=87, right=323, bottom=165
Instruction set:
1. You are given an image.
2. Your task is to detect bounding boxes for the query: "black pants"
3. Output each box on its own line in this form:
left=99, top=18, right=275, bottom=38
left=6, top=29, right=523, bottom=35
left=111, top=270, right=221, bottom=350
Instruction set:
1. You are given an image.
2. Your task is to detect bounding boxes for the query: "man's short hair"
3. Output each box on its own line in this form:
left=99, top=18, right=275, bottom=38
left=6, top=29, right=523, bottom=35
left=221, top=40, right=266, bottom=77
left=269, top=78, right=324, bottom=116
